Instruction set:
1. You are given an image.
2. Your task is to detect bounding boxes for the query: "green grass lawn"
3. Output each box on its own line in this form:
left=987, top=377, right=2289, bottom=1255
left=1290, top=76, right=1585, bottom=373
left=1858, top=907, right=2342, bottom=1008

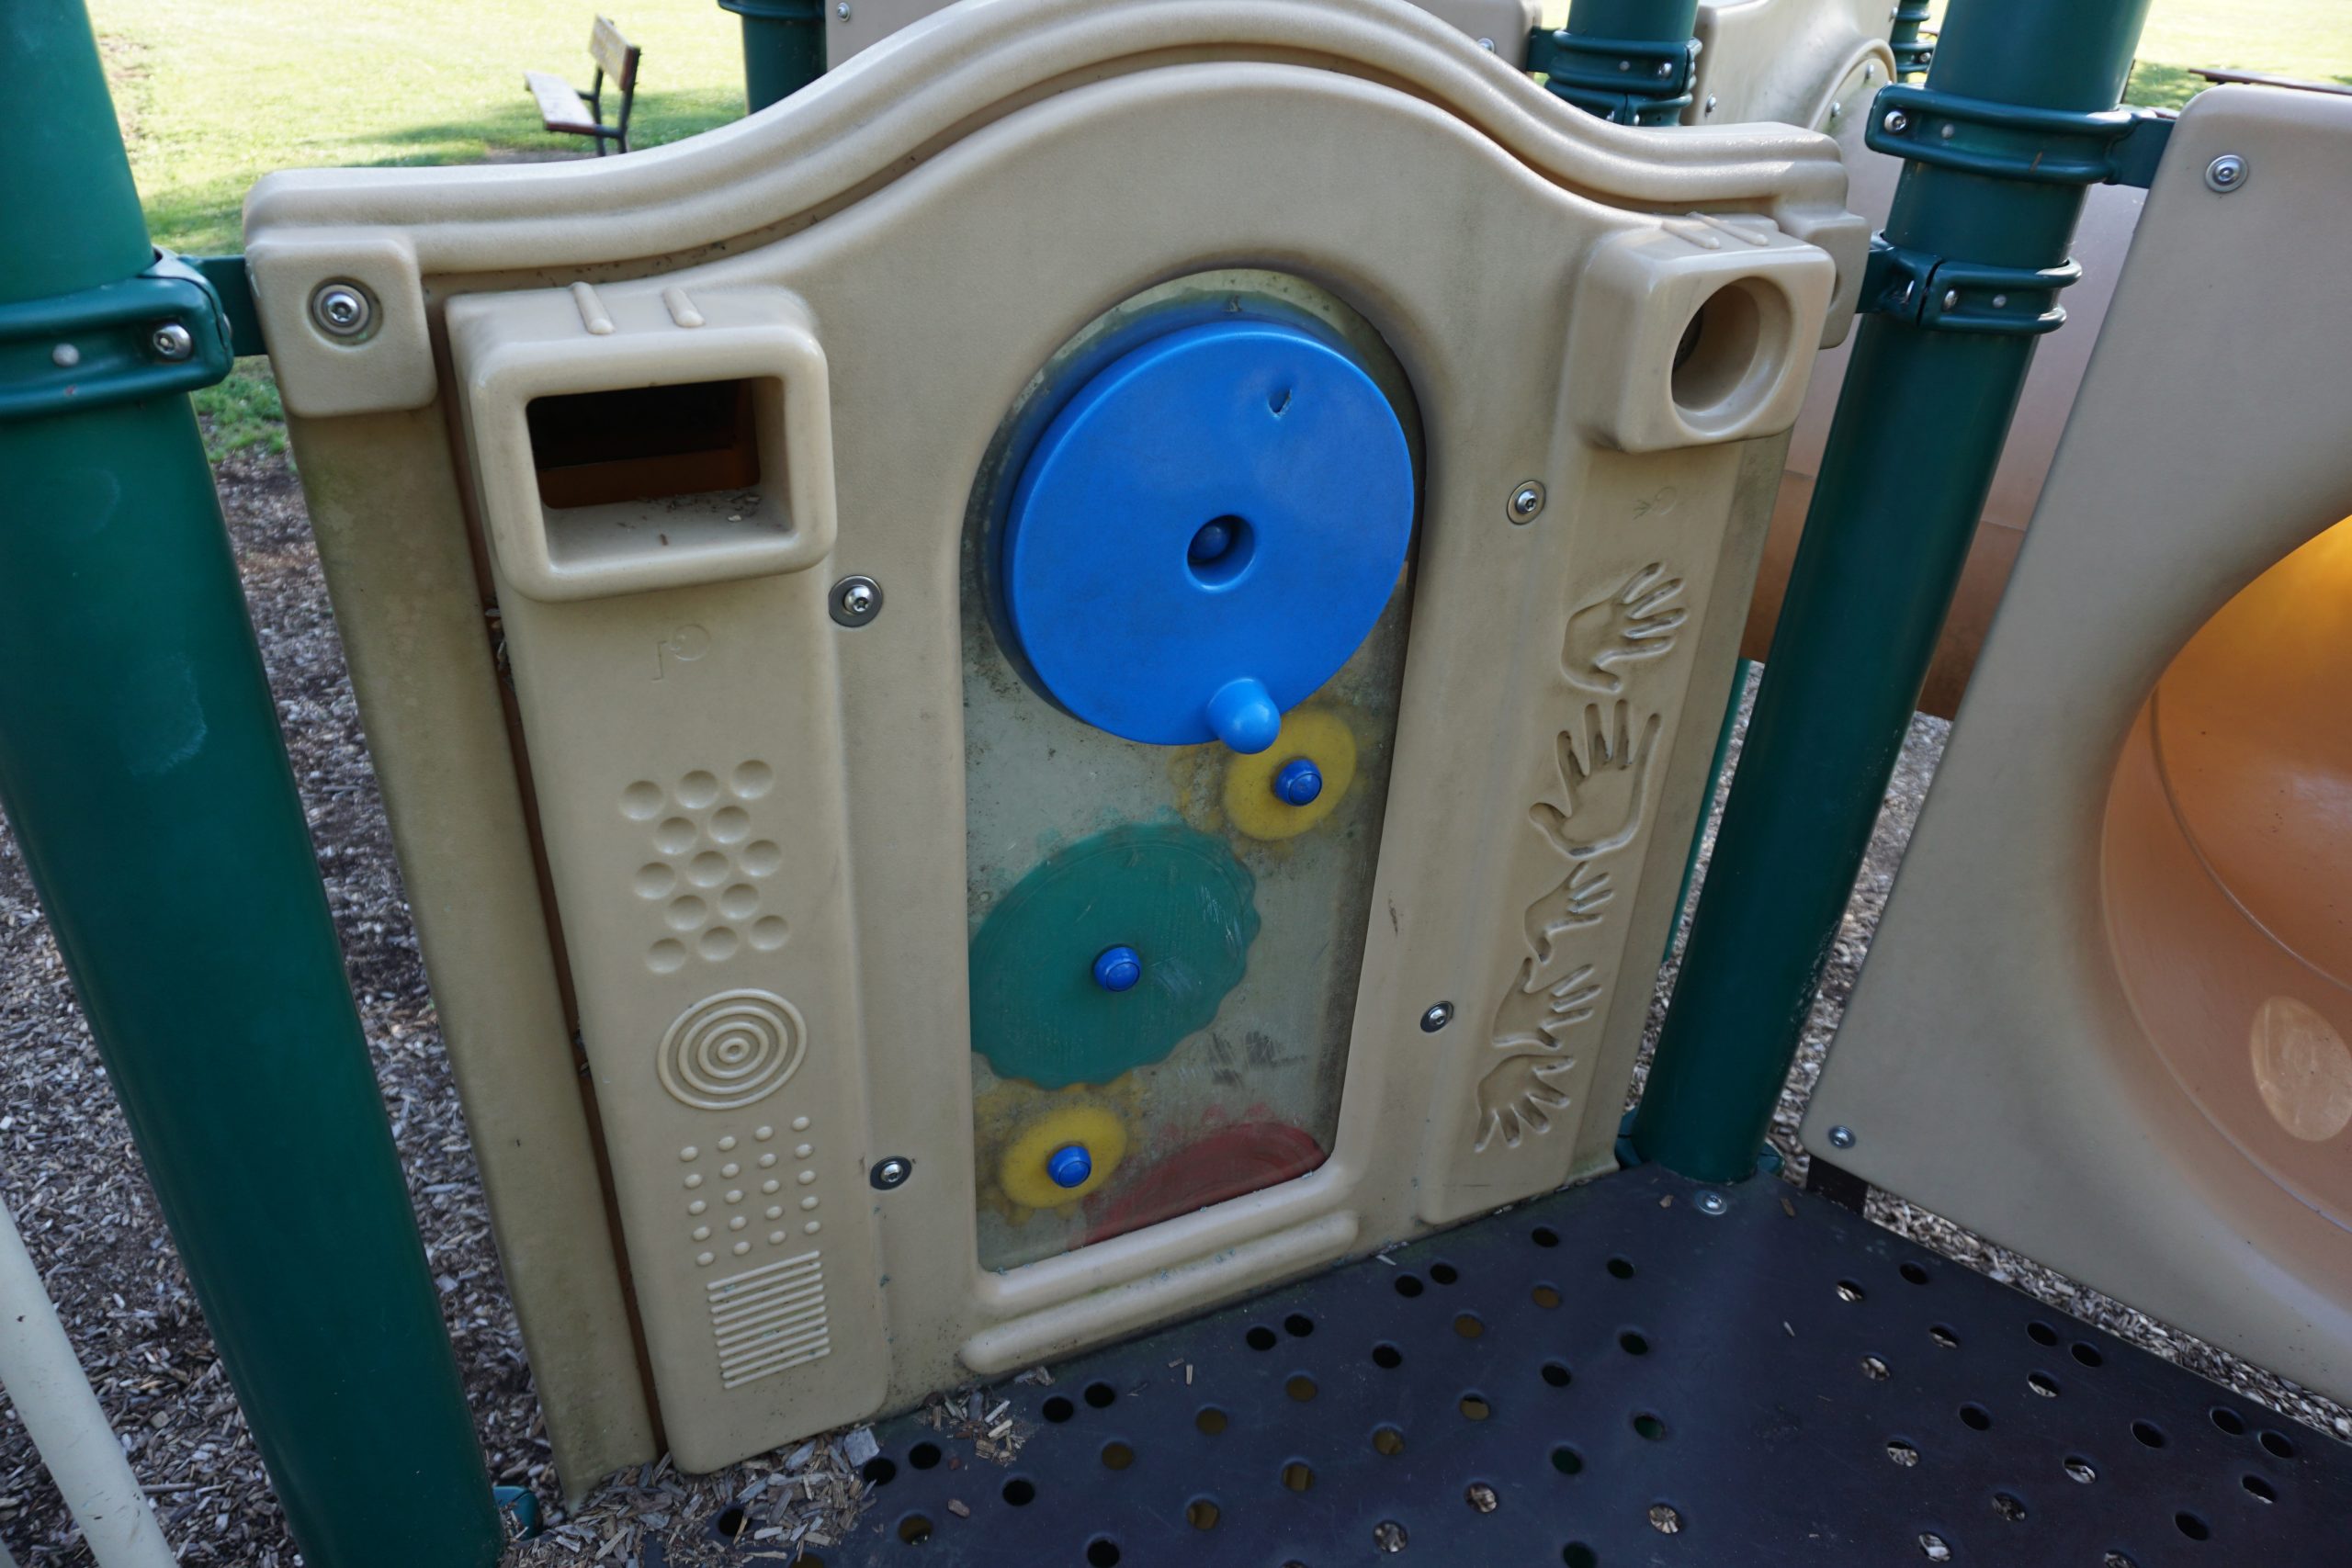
left=94, top=0, right=2349, bottom=455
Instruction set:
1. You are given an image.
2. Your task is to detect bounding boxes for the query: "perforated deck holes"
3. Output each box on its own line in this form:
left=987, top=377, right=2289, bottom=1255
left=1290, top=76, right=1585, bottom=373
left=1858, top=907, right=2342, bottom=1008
left=897, top=1514, right=932, bottom=1544
left=716, top=1506, right=749, bottom=1538
left=1083, top=1381, right=1117, bottom=1408
left=1396, top=1273, right=1426, bottom=1298
left=2260, top=1429, right=2298, bottom=1460
left=1373, top=1425, right=1406, bottom=1456
left=1246, top=1325, right=1279, bottom=1350
left=2073, top=1341, right=2106, bottom=1368
left=1618, top=1329, right=1651, bottom=1355
left=862, top=1457, right=899, bottom=1484
left=1085, top=1536, right=1120, bottom=1565
left=1194, top=1406, right=1227, bottom=1435
left=1002, top=1477, right=1036, bottom=1506
left=1285, top=1374, right=1317, bottom=1402
left=1886, top=1439, right=1920, bottom=1467
left=1959, top=1404, right=1993, bottom=1431
left=1532, top=1284, right=1562, bottom=1309
left=1991, top=1491, right=2028, bottom=1522
left=1551, top=1445, right=1583, bottom=1475
left=1607, top=1256, right=1636, bottom=1280
left=1100, top=1441, right=1134, bottom=1471
left=1430, top=1262, right=1460, bottom=1284
left=1633, top=1412, right=1667, bottom=1441
left=1281, top=1461, right=1316, bottom=1492
left=2028, top=1320, right=2061, bottom=1348
left=1454, top=1313, right=1485, bottom=1339
left=1928, top=1325, right=1961, bottom=1349
left=1467, top=1482, right=1500, bottom=1513
left=2177, top=1511, right=2211, bottom=1540
left=1917, top=1531, right=1952, bottom=1562
left=2245, top=1472, right=2278, bottom=1503
left=1541, top=1360, right=1572, bottom=1388
left=1648, top=1503, right=1682, bottom=1534
left=1900, top=1261, right=1930, bottom=1284
left=2210, top=1406, right=2245, bottom=1436
left=1373, top=1342, right=1405, bottom=1369
left=1185, top=1497, right=1220, bottom=1529
left=2132, top=1420, right=2166, bottom=1449
left=2064, top=1456, right=2098, bottom=1483
left=1461, top=1394, right=1492, bottom=1421
left=1862, top=1355, right=1891, bottom=1382
left=1374, top=1519, right=1408, bottom=1552
left=909, top=1441, right=942, bottom=1470
left=1043, top=1395, right=1075, bottom=1423
left=1562, top=1544, right=1598, bottom=1568
left=1532, top=1225, right=1560, bottom=1247
left=1283, top=1313, right=1315, bottom=1337
left=1836, top=1279, right=1866, bottom=1303
left=2028, top=1372, right=2062, bottom=1398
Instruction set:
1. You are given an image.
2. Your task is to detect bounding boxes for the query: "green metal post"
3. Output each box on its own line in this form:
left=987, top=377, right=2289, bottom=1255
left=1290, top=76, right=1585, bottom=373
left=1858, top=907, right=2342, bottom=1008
left=1, top=6, right=501, bottom=1564
left=1889, top=0, right=1935, bottom=79
left=1532, top=0, right=1702, bottom=126
left=720, top=0, right=826, bottom=113
left=1630, top=0, right=2154, bottom=1182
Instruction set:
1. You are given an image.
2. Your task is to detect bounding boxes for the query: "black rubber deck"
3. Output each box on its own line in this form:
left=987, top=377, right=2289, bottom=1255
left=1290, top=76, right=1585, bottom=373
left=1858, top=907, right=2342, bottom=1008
left=668, top=1166, right=2350, bottom=1567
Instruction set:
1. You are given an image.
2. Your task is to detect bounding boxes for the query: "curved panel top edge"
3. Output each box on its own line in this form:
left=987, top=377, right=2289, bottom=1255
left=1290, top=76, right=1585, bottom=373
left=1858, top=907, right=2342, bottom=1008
left=243, top=0, right=1851, bottom=276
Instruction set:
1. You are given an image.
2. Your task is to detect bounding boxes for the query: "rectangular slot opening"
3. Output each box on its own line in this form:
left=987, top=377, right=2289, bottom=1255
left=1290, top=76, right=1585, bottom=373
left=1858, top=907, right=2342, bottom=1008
left=527, top=378, right=763, bottom=510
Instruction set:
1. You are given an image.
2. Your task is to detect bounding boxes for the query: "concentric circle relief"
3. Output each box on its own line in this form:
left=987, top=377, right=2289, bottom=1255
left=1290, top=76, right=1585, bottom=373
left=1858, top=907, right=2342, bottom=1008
left=658, top=989, right=807, bottom=1111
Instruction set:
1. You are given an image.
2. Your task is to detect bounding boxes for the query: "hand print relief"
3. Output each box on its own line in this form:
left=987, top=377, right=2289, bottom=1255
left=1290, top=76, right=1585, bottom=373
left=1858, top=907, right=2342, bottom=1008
left=1469, top=553, right=1684, bottom=1160
left=1561, top=563, right=1687, bottom=695
left=1531, top=700, right=1664, bottom=861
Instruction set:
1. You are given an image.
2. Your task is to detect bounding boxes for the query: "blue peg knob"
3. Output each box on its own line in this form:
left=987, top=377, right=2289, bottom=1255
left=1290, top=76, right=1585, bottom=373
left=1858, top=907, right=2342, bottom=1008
left=1092, top=944, right=1143, bottom=992
left=1187, top=517, right=1238, bottom=564
left=1273, top=758, right=1323, bottom=807
left=1205, top=677, right=1281, bottom=755
left=1046, top=1144, right=1094, bottom=1190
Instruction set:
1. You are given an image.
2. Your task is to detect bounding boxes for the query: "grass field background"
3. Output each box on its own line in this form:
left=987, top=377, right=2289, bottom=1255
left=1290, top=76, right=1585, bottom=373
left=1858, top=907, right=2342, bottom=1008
left=87, top=0, right=2349, bottom=455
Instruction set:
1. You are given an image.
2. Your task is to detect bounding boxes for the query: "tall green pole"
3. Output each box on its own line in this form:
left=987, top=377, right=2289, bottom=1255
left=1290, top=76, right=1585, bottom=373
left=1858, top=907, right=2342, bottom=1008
left=0, top=6, right=501, bottom=1563
left=719, top=0, right=826, bottom=113
left=1531, top=0, right=1702, bottom=127
left=1630, top=0, right=2154, bottom=1183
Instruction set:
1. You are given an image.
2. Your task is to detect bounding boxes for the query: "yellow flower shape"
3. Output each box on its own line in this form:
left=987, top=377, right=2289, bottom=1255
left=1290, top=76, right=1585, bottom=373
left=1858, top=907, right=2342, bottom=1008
left=1221, top=708, right=1357, bottom=840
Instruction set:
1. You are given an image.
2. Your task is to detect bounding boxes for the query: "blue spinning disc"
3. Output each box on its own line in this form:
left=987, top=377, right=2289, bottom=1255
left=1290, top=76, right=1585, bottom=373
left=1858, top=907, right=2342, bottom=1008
left=1001, top=321, right=1413, bottom=753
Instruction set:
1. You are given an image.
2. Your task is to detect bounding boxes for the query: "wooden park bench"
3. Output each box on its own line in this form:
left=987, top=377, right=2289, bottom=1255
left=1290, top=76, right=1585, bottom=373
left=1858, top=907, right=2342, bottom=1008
left=2189, top=66, right=2352, bottom=98
left=525, top=17, right=641, bottom=156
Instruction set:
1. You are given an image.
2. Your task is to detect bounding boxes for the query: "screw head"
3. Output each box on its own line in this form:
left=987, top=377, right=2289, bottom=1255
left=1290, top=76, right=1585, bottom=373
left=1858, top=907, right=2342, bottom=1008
left=835, top=0, right=850, bottom=17
left=1420, top=1001, right=1453, bottom=1033
left=1704, top=94, right=1718, bottom=113
left=1477, top=36, right=1495, bottom=51
left=1941, top=288, right=1961, bottom=311
left=1507, top=480, right=1546, bottom=525
left=1938, top=121, right=1955, bottom=140
left=1882, top=108, right=1910, bottom=135
left=1656, top=61, right=1675, bottom=79
left=830, top=575, right=883, bottom=626
left=51, top=343, right=81, bottom=369
left=871, top=1156, right=913, bottom=1190
left=149, top=322, right=195, bottom=362
left=1694, top=1190, right=1728, bottom=1215
left=1827, top=101, right=1842, bottom=121
left=2204, top=153, right=2248, bottom=193
left=1827, top=1124, right=1857, bottom=1150
left=311, top=282, right=373, bottom=338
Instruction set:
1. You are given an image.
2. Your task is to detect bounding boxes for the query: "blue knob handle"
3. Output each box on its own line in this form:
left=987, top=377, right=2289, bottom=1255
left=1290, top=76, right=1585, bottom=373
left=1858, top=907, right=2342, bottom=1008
left=1092, top=944, right=1143, bottom=992
left=1205, top=677, right=1281, bottom=755
left=1274, top=758, right=1323, bottom=807
left=1046, top=1144, right=1094, bottom=1189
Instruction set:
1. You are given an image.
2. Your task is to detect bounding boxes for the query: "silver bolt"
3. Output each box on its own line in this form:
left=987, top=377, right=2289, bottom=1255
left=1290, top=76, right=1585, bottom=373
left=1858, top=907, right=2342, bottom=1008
left=870, top=1156, right=911, bottom=1190
left=1656, top=61, right=1675, bottom=79
left=1941, top=288, right=1961, bottom=311
left=1507, top=480, right=1546, bottom=525
left=830, top=574, right=883, bottom=626
left=51, top=344, right=81, bottom=368
left=1694, top=1190, right=1727, bottom=1215
left=1704, top=94, right=1718, bottom=113
left=1938, top=122, right=1955, bottom=140
left=1865, top=62, right=1877, bottom=81
left=149, top=322, right=194, bottom=362
left=835, top=0, right=850, bottom=16
left=1477, top=36, right=1495, bottom=51
left=311, top=282, right=373, bottom=338
left=1419, top=1001, right=1453, bottom=1033
left=2204, top=153, right=2247, bottom=193
left=1828, top=1124, right=1857, bottom=1150
left=1882, top=109, right=1909, bottom=135
left=1827, top=101, right=1842, bottom=121
left=1617, top=59, right=1632, bottom=73
left=1990, top=293, right=2008, bottom=309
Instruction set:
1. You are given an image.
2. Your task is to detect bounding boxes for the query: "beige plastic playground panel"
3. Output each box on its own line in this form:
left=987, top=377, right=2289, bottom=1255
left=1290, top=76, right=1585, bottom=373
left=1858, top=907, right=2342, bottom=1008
left=827, top=0, right=1544, bottom=66
left=249, top=0, right=1860, bottom=1476
left=1805, top=85, right=2352, bottom=1405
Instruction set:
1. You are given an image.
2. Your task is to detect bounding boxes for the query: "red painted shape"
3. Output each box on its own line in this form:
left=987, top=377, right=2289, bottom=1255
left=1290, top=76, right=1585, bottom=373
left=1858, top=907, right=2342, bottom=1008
left=1083, top=1122, right=1328, bottom=1246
